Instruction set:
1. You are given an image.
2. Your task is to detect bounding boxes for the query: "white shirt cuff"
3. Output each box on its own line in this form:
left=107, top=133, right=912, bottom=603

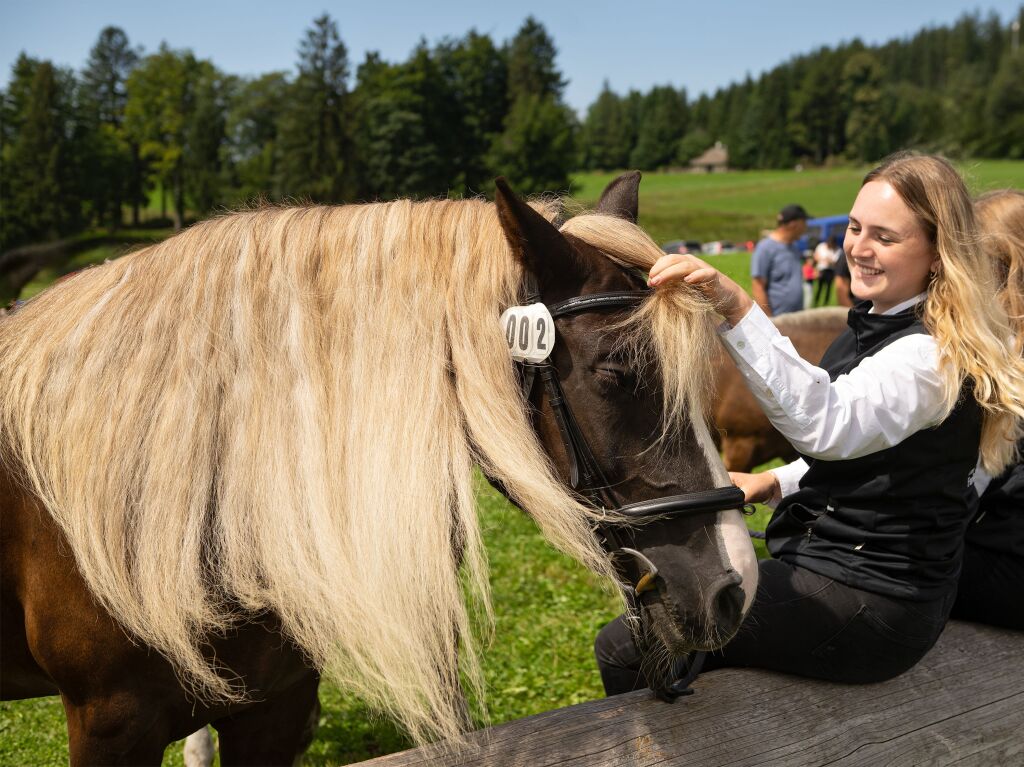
left=772, top=458, right=809, bottom=504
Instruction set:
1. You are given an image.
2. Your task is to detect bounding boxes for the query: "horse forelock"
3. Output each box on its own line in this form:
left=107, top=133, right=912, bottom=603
left=559, top=214, right=720, bottom=451
left=0, top=200, right=628, bottom=746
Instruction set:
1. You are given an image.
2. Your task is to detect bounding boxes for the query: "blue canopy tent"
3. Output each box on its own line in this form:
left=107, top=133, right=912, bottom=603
left=797, top=214, right=849, bottom=253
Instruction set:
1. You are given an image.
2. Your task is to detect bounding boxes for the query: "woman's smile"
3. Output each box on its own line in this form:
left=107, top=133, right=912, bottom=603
left=854, top=262, right=884, bottom=277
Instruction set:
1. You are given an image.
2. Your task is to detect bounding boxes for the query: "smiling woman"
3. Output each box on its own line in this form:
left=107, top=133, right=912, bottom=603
left=598, top=152, right=1024, bottom=695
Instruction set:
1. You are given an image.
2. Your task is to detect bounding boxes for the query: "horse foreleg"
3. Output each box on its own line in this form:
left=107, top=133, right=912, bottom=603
left=213, top=673, right=320, bottom=767
left=63, top=692, right=172, bottom=767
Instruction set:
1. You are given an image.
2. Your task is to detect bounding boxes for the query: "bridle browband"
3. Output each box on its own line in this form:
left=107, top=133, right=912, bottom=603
left=516, top=277, right=748, bottom=597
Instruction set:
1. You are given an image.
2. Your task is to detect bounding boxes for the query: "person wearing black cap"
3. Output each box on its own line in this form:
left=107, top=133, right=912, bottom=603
left=750, top=204, right=810, bottom=317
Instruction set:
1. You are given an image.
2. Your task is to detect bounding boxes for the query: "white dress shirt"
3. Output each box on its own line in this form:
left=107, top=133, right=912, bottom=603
left=717, top=294, right=948, bottom=501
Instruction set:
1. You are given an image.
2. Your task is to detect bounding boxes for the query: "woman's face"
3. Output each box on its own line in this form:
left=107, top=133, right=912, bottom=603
left=845, top=180, right=939, bottom=313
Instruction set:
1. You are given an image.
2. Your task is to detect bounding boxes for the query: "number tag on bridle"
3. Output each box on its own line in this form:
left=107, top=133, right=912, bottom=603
left=500, top=303, right=555, bottom=363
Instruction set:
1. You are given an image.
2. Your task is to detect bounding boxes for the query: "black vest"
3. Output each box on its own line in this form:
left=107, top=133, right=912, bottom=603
left=967, top=438, right=1024, bottom=557
left=767, top=302, right=983, bottom=601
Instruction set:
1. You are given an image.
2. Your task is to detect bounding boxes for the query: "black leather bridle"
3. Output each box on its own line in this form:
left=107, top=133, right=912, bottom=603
left=515, top=278, right=748, bottom=598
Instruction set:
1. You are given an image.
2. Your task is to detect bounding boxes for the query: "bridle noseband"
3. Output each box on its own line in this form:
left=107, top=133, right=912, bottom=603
left=515, top=278, right=748, bottom=597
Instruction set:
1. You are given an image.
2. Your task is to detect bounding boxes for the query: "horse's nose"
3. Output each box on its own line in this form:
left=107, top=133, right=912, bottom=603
left=708, top=570, right=745, bottom=638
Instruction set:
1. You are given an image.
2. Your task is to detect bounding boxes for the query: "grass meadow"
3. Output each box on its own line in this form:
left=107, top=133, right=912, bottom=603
left=2, top=162, right=1021, bottom=765
left=572, top=159, right=1024, bottom=244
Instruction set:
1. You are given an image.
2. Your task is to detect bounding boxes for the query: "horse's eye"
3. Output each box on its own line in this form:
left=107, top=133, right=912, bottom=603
left=595, top=359, right=641, bottom=392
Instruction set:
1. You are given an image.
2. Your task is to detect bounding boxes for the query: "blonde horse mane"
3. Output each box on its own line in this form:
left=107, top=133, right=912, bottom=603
left=0, top=200, right=717, bottom=744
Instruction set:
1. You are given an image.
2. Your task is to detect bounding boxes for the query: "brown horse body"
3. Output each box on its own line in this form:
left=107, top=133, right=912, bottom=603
left=1, top=176, right=756, bottom=765
left=712, top=307, right=848, bottom=472
left=1, top=466, right=321, bottom=763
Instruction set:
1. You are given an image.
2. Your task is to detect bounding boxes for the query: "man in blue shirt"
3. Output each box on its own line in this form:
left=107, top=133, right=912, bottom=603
left=750, top=204, right=809, bottom=316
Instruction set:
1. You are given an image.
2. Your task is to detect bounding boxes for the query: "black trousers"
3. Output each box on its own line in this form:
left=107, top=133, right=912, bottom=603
left=951, top=543, right=1024, bottom=630
left=595, top=558, right=955, bottom=696
left=815, top=270, right=835, bottom=305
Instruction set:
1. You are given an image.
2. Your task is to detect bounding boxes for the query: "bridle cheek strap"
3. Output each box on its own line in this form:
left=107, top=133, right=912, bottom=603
left=522, top=361, right=615, bottom=507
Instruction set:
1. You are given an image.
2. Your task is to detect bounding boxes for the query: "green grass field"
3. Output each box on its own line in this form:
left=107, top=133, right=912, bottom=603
left=2, top=162, right=1021, bottom=765
left=573, top=160, right=1024, bottom=244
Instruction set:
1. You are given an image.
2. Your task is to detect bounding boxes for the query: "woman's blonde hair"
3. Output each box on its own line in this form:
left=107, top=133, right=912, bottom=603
left=864, top=153, right=1024, bottom=472
left=975, top=189, right=1024, bottom=352
left=0, top=199, right=718, bottom=745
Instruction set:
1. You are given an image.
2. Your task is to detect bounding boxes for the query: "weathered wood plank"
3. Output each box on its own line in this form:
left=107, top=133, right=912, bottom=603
left=355, top=621, right=1024, bottom=766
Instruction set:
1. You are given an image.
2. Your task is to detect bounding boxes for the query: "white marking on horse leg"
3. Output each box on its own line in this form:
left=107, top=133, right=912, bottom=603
left=183, top=727, right=215, bottom=767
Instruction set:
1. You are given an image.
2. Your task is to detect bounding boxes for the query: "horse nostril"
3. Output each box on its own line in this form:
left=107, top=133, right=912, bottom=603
left=710, top=572, right=745, bottom=637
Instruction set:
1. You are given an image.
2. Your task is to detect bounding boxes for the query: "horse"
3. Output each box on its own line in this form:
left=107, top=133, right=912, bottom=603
left=0, top=173, right=758, bottom=765
left=711, top=306, right=849, bottom=472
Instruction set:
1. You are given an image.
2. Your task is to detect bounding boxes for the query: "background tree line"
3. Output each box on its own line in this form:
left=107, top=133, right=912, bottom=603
left=582, top=7, right=1024, bottom=171
left=2, top=8, right=1022, bottom=254
left=0, top=15, right=575, bottom=252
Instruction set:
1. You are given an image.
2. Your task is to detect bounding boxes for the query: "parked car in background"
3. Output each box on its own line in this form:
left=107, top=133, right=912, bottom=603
left=661, top=239, right=702, bottom=255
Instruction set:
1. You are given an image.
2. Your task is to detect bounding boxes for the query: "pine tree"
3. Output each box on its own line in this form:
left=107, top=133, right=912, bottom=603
left=487, top=94, right=577, bottom=194
left=434, top=31, right=509, bottom=194
left=2, top=60, right=82, bottom=249
left=982, top=50, right=1024, bottom=159
left=505, top=17, right=566, bottom=103
left=351, top=48, right=455, bottom=200
left=489, top=17, right=576, bottom=192
left=276, top=14, right=351, bottom=201
left=629, top=86, right=688, bottom=170
left=183, top=65, right=231, bottom=214
left=787, top=51, right=842, bottom=163
left=843, top=52, right=889, bottom=163
left=581, top=82, right=632, bottom=170
left=80, top=26, right=140, bottom=227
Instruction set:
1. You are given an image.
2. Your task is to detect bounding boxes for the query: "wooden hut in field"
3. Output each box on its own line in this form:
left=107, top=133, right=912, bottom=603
left=690, top=141, right=729, bottom=173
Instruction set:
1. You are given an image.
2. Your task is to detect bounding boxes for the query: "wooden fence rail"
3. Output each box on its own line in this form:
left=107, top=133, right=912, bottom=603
left=356, top=620, right=1023, bottom=766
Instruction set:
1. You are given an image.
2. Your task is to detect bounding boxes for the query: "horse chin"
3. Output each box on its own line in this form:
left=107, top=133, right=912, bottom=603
left=643, top=594, right=737, bottom=655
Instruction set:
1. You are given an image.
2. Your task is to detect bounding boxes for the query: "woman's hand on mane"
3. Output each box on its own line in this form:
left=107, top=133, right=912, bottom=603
left=648, top=253, right=754, bottom=326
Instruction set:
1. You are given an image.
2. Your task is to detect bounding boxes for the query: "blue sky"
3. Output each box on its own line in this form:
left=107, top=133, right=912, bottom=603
left=1, top=1, right=1019, bottom=114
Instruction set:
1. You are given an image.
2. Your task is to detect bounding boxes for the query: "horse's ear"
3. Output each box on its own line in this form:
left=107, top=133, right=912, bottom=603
left=594, top=171, right=641, bottom=223
left=494, top=177, right=575, bottom=281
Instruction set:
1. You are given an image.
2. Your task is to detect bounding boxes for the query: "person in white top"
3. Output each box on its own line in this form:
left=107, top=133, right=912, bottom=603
left=594, top=154, right=1024, bottom=695
left=813, top=235, right=839, bottom=305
